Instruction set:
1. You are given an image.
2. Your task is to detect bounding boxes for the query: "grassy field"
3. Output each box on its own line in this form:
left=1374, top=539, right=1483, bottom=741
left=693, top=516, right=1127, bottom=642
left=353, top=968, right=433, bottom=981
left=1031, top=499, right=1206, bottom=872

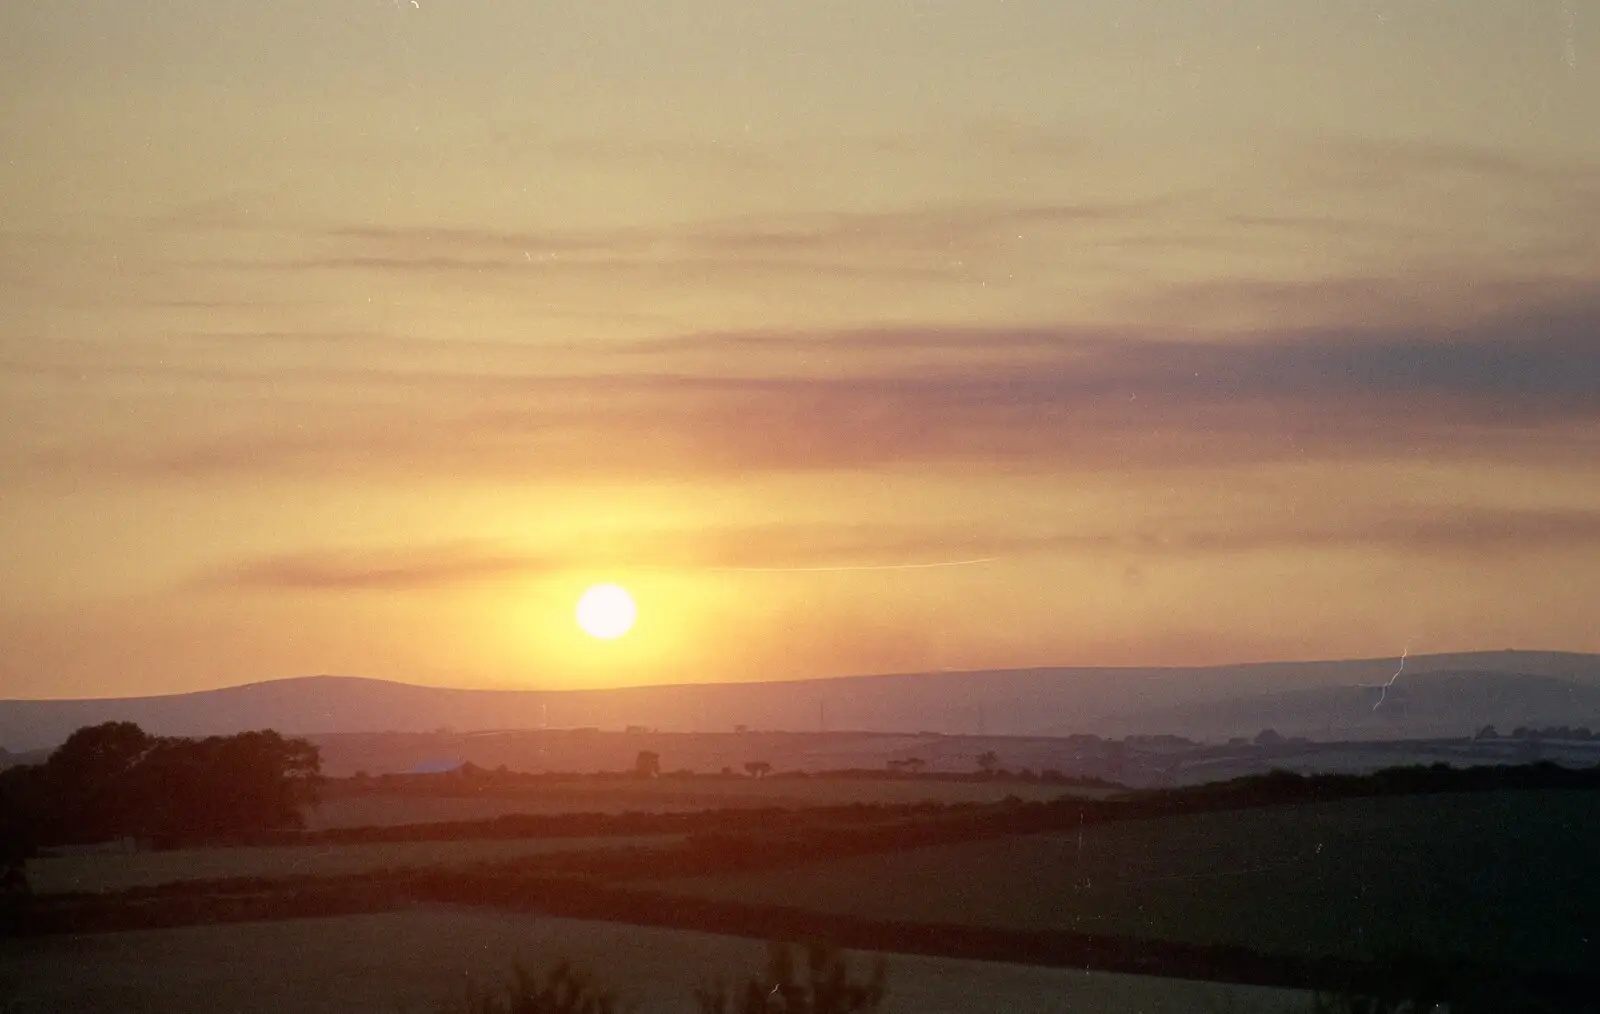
left=28, top=835, right=680, bottom=894
left=0, top=908, right=1311, bottom=1014
left=307, top=776, right=1083, bottom=829
left=650, top=790, right=1600, bottom=976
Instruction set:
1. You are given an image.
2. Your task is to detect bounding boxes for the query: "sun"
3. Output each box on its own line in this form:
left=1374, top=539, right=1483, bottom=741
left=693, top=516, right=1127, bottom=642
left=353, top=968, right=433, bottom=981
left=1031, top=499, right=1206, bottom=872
left=575, top=584, right=636, bottom=640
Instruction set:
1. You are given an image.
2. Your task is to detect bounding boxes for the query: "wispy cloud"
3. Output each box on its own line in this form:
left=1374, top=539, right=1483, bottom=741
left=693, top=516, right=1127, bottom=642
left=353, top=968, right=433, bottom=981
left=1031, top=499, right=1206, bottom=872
left=194, top=526, right=1066, bottom=592
left=1296, top=135, right=1600, bottom=196
left=195, top=506, right=1600, bottom=594
left=117, top=136, right=1598, bottom=338
left=201, top=543, right=545, bottom=592
left=26, top=282, right=1600, bottom=483
left=1172, top=508, right=1600, bottom=556
left=1269, top=136, right=1600, bottom=270
left=243, top=198, right=1176, bottom=283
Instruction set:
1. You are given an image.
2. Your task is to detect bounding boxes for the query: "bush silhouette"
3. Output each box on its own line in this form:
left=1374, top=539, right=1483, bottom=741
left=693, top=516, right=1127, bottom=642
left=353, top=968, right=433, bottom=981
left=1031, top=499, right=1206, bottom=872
left=439, top=944, right=883, bottom=1014
left=694, top=941, right=887, bottom=1014
left=457, top=960, right=627, bottom=1014
left=632, top=751, right=660, bottom=779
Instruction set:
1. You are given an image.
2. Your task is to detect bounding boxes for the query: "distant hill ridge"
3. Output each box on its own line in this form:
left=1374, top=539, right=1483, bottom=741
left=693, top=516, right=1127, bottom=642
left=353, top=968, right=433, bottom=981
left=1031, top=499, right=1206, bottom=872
left=2, top=650, right=1598, bottom=752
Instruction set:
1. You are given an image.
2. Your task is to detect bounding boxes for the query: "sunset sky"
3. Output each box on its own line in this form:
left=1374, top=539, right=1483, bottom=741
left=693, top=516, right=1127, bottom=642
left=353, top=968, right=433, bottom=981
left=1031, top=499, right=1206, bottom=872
left=2, top=2, right=1598, bottom=699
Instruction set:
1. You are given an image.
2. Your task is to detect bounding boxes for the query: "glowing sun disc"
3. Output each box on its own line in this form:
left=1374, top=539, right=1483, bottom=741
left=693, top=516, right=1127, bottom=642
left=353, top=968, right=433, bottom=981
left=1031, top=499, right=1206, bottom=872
left=575, top=584, right=636, bottom=639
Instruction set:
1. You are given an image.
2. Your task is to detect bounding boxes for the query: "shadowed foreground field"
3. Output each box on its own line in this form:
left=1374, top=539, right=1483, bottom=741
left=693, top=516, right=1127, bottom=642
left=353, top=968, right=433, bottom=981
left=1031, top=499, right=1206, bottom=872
left=651, top=790, right=1600, bottom=976
left=28, top=835, right=681, bottom=894
left=0, top=909, right=1310, bottom=1014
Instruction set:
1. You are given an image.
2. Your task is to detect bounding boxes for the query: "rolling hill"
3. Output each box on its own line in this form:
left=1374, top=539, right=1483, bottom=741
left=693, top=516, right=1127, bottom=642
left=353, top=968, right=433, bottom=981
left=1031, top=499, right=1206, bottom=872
left=3, top=650, right=1598, bottom=753
left=1104, top=670, right=1600, bottom=741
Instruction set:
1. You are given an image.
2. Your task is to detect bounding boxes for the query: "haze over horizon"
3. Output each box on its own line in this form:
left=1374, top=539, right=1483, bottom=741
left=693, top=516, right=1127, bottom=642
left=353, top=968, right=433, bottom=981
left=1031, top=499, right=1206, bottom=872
left=7, top=650, right=1600, bottom=756
left=7, top=646, right=1592, bottom=704
left=3, top=2, right=1599, bottom=700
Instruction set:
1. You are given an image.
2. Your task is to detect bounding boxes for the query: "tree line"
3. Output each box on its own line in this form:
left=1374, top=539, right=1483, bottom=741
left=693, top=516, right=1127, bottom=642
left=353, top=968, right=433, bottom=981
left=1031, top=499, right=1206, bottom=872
left=0, top=721, right=321, bottom=854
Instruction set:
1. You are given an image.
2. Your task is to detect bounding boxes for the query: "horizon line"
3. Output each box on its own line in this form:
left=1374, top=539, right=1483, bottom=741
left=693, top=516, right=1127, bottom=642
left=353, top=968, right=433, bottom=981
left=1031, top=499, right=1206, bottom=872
left=2, top=646, right=1585, bottom=704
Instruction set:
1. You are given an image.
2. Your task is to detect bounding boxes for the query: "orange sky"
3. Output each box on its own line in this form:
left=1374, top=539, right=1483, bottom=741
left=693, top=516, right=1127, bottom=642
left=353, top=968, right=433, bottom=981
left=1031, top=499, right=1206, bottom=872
left=2, top=2, right=1599, bottom=698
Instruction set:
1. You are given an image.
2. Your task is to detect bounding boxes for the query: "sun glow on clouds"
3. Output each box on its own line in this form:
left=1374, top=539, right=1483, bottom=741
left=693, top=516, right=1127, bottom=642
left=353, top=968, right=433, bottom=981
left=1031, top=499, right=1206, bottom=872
left=2, top=4, right=1600, bottom=697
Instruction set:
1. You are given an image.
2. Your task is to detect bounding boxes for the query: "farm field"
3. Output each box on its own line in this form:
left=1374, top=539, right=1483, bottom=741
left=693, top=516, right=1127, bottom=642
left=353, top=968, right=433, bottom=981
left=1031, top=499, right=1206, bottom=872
left=306, top=776, right=1082, bottom=829
left=28, top=835, right=680, bottom=895
left=0, top=908, right=1311, bottom=1014
left=651, top=790, right=1600, bottom=975
left=310, top=729, right=1127, bottom=781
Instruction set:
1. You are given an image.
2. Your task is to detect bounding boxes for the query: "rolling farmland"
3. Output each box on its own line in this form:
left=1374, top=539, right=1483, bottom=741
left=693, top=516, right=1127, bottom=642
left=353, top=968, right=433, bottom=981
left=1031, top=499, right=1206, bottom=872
left=0, top=909, right=1311, bottom=1014
left=28, top=835, right=680, bottom=895
left=305, top=776, right=1080, bottom=829
left=650, top=790, right=1600, bottom=976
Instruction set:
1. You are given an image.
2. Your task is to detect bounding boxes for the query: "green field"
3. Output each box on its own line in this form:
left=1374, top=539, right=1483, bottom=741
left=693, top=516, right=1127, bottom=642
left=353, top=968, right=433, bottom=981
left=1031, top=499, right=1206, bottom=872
left=306, top=776, right=1083, bottom=828
left=28, top=835, right=680, bottom=895
left=650, top=790, right=1600, bottom=975
left=0, top=909, right=1309, bottom=1014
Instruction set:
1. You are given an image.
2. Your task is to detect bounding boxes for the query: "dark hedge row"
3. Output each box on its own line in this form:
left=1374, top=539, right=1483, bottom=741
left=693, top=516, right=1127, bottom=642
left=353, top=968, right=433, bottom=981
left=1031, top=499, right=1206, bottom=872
left=261, top=760, right=1600, bottom=855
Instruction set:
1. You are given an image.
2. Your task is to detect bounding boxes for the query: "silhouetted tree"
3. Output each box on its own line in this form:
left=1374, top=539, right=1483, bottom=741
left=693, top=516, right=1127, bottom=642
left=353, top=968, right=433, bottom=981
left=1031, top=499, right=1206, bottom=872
left=49, top=721, right=152, bottom=783
left=129, top=729, right=320, bottom=840
left=2, top=723, right=320, bottom=846
left=0, top=855, right=28, bottom=936
left=976, top=750, right=999, bottom=775
left=0, top=764, right=35, bottom=935
left=633, top=751, right=661, bottom=779
left=0, top=762, right=41, bottom=853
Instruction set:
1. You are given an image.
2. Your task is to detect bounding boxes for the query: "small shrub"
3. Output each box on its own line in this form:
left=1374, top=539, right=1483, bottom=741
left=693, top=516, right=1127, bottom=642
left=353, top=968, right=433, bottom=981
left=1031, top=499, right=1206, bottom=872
left=694, top=941, right=887, bottom=1014
left=453, top=960, right=628, bottom=1014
